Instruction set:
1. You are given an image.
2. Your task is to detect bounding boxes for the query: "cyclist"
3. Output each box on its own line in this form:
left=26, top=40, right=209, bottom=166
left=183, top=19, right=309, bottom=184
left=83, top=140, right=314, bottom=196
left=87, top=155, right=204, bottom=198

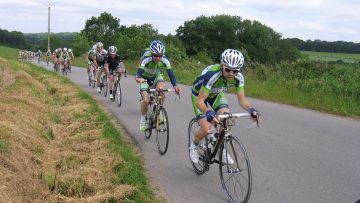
left=86, top=44, right=97, bottom=82
left=46, top=49, right=51, bottom=64
left=67, top=48, right=74, bottom=72
left=61, top=48, right=70, bottom=71
left=93, top=42, right=108, bottom=92
left=54, top=48, right=62, bottom=71
left=135, top=40, right=181, bottom=131
left=104, top=45, right=126, bottom=100
left=189, top=49, right=260, bottom=164
left=37, top=49, right=42, bottom=63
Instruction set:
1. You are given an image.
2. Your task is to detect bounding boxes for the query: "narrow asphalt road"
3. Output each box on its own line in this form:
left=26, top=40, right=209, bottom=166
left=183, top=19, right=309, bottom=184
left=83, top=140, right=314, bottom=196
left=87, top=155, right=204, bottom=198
left=38, top=62, right=360, bottom=203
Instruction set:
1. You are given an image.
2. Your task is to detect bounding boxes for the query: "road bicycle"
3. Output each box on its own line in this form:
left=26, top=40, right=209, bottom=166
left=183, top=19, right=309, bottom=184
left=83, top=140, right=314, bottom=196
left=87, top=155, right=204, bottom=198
left=62, top=59, right=69, bottom=76
left=188, top=113, right=259, bottom=203
left=143, top=88, right=179, bottom=155
left=110, top=71, right=123, bottom=107
left=97, top=66, right=108, bottom=97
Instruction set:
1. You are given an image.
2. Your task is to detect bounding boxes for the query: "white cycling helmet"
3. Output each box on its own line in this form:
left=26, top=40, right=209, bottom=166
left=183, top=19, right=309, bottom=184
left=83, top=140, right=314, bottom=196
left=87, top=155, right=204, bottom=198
left=63, top=48, right=67, bottom=51
left=96, top=42, right=103, bottom=48
left=150, top=40, right=165, bottom=56
left=92, top=44, right=97, bottom=50
left=220, top=49, right=244, bottom=70
left=68, top=49, right=72, bottom=52
left=109, top=46, right=117, bottom=54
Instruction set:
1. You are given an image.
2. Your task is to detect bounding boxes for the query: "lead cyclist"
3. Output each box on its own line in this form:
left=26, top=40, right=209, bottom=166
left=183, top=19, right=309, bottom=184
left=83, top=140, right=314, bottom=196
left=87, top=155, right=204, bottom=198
left=189, top=49, right=260, bottom=164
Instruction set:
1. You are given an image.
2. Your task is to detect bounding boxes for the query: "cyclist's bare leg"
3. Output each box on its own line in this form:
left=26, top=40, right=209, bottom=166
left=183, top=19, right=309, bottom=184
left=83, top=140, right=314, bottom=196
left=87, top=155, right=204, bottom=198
left=96, top=68, right=102, bottom=87
left=109, top=74, right=114, bottom=92
left=194, top=107, right=230, bottom=144
left=140, top=91, right=149, bottom=115
left=156, top=81, right=166, bottom=105
left=194, top=118, right=212, bottom=144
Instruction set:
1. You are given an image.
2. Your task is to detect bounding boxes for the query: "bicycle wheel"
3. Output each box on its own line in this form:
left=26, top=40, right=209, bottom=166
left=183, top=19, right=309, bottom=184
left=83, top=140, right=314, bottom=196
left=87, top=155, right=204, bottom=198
left=116, top=80, right=122, bottom=107
left=91, top=71, right=96, bottom=88
left=144, top=113, right=153, bottom=139
left=88, top=72, right=92, bottom=86
left=219, top=136, right=252, bottom=203
left=188, top=118, right=208, bottom=174
left=103, top=76, right=108, bottom=97
left=155, top=106, right=169, bottom=155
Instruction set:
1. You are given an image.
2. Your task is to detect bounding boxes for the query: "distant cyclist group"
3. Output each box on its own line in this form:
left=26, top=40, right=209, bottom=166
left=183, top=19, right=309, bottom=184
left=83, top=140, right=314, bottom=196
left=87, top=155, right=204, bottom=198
left=26, top=39, right=261, bottom=203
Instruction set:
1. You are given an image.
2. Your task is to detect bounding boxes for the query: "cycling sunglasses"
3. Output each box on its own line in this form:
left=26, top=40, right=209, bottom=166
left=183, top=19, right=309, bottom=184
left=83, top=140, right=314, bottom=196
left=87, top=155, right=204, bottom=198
left=224, top=67, right=239, bottom=74
left=152, top=54, right=163, bottom=58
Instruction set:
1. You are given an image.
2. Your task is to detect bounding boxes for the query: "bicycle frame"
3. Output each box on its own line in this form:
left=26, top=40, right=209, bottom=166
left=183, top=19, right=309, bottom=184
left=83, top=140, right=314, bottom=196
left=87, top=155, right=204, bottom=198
left=203, top=113, right=252, bottom=165
left=147, top=89, right=172, bottom=124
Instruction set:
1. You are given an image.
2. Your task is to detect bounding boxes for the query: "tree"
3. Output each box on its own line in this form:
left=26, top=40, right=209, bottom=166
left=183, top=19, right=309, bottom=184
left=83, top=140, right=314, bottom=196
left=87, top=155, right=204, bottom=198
left=40, top=34, right=64, bottom=52
left=70, top=33, right=91, bottom=56
left=116, top=24, right=159, bottom=59
left=81, top=12, right=122, bottom=48
left=176, top=15, right=242, bottom=61
left=0, top=28, right=28, bottom=49
left=176, top=15, right=300, bottom=64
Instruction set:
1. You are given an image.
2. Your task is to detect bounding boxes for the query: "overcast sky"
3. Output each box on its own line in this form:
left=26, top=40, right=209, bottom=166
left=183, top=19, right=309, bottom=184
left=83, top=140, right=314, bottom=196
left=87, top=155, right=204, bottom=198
left=1, top=0, right=359, bottom=42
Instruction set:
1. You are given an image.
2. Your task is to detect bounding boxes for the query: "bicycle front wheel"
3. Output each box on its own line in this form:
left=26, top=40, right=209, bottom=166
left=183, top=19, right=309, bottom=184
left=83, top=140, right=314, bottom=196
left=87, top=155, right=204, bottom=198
left=219, top=136, right=252, bottom=203
left=116, top=80, right=122, bottom=107
left=155, top=106, right=169, bottom=155
left=188, top=118, right=208, bottom=175
left=103, top=76, right=108, bottom=97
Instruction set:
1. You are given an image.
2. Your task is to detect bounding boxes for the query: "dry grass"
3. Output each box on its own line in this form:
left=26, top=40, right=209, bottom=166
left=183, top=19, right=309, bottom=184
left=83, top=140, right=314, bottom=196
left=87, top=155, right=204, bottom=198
left=0, top=59, right=134, bottom=202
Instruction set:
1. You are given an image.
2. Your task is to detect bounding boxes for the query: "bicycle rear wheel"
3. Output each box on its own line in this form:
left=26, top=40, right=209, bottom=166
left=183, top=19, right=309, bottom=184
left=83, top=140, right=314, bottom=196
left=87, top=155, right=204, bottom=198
left=188, top=118, right=208, bottom=174
left=219, top=136, right=251, bottom=203
left=116, top=80, right=122, bottom=107
left=155, top=107, right=169, bottom=155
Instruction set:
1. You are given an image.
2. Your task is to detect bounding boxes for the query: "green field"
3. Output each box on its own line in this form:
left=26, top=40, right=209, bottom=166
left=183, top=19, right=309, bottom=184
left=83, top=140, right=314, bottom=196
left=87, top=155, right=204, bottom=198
left=302, top=51, right=360, bottom=63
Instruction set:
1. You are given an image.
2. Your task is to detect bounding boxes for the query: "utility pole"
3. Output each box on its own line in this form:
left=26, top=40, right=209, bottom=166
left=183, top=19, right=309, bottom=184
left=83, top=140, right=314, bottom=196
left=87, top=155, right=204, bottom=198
left=47, top=3, right=54, bottom=51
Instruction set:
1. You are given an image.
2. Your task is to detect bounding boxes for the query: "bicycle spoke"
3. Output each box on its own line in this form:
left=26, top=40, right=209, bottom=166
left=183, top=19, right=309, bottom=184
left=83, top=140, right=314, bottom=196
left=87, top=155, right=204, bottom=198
left=156, top=107, right=169, bottom=155
left=188, top=118, right=208, bottom=174
left=219, top=136, right=251, bottom=203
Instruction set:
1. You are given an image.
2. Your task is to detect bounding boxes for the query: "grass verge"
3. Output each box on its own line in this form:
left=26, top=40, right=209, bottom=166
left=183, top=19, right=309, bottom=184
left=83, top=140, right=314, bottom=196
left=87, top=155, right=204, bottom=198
left=0, top=46, right=163, bottom=202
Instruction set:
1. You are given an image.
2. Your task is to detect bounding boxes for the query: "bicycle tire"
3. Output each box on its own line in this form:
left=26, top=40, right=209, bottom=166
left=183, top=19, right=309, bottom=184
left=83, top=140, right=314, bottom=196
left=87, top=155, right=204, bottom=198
left=188, top=118, right=208, bottom=174
left=88, top=72, right=92, bottom=86
left=144, top=113, right=152, bottom=139
left=219, top=136, right=252, bottom=203
left=116, top=80, right=122, bottom=107
left=92, top=71, right=96, bottom=88
left=103, top=76, right=108, bottom=97
left=156, top=106, right=169, bottom=155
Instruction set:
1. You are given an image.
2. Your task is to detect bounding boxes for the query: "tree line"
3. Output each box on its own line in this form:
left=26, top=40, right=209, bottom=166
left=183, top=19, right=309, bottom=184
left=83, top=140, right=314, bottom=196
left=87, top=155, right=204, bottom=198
left=78, top=12, right=302, bottom=64
left=0, top=28, right=28, bottom=49
left=3, top=12, right=358, bottom=63
left=287, top=38, right=360, bottom=54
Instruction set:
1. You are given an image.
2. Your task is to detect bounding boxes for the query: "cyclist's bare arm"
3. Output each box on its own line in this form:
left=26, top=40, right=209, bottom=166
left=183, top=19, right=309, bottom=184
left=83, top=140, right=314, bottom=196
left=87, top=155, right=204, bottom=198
left=236, top=91, right=253, bottom=112
left=93, top=56, right=98, bottom=68
left=104, top=63, right=110, bottom=76
left=196, top=90, right=210, bottom=114
left=119, top=61, right=126, bottom=73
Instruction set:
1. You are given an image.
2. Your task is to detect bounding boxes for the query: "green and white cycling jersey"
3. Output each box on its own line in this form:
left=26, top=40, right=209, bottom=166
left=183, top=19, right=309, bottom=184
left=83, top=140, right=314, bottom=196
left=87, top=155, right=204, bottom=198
left=191, top=64, right=245, bottom=118
left=62, top=51, right=69, bottom=60
left=55, top=51, right=62, bottom=59
left=192, top=64, right=244, bottom=98
left=88, top=49, right=95, bottom=61
left=136, top=55, right=178, bottom=88
left=138, top=55, right=172, bottom=77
